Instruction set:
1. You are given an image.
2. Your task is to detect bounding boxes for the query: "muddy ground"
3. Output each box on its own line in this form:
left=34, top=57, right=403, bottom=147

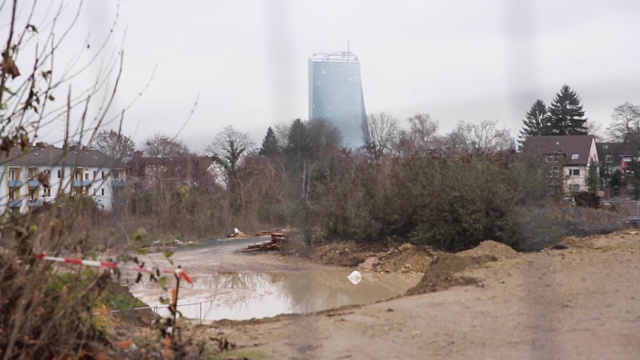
left=112, top=231, right=640, bottom=359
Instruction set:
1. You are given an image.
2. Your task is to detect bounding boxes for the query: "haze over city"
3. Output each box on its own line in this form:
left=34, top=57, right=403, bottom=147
left=8, top=0, right=640, bottom=152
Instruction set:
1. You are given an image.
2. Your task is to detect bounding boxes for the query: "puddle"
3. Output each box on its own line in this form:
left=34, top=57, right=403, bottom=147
left=130, top=270, right=421, bottom=321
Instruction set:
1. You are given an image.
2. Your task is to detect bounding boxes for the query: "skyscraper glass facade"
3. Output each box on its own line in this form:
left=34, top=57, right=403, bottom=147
left=309, top=52, right=367, bottom=149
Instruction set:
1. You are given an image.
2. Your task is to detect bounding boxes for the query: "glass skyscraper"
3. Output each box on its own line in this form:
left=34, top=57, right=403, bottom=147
left=308, top=52, right=367, bottom=149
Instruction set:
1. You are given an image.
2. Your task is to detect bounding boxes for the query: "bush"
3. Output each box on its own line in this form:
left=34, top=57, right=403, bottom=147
left=399, top=154, right=519, bottom=251
left=573, top=191, right=601, bottom=208
left=511, top=205, right=566, bottom=251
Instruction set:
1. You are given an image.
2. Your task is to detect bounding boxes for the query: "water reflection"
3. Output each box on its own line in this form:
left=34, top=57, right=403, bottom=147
left=130, top=270, right=420, bottom=321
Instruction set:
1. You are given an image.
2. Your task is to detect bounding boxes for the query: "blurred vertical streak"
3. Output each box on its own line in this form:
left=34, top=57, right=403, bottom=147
left=503, top=0, right=540, bottom=140
left=264, top=1, right=318, bottom=357
left=504, top=2, right=561, bottom=357
left=82, top=0, right=120, bottom=132
left=264, top=0, right=297, bottom=128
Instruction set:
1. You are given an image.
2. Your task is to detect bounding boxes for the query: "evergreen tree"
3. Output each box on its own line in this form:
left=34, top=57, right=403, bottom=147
left=586, top=160, right=599, bottom=193
left=285, top=119, right=311, bottom=162
left=258, top=127, right=280, bottom=157
left=548, top=84, right=588, bottom=135
left=518, top=99, right=550, bottom=145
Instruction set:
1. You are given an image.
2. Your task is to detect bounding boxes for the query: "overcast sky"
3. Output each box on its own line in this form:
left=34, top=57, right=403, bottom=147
left=7, top=0, right=640, bottom=153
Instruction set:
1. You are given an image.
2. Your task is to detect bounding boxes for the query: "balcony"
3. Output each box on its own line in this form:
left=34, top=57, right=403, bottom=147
left=73, top=180, right=92, bottom=187
left=112, top=180, right=127, bottom=187
left=27, top=180, right=41, bottom=188
left=9, top=200, right=23, bottom=208
left=28, top=199, right=43, bottom=207
left=8, top=180, right=23, bottom=187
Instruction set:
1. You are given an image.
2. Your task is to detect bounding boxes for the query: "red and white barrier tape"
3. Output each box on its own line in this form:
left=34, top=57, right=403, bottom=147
left=35, top=253, right=194, bottom=284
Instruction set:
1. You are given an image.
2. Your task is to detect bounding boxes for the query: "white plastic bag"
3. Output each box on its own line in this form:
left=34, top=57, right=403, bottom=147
left=347, top=270, right=362, bottom=285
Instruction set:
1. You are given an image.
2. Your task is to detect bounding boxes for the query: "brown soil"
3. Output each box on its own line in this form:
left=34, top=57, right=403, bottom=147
left=209, top=231, right=640, bottom=359
left=406, top=253, right=496, bottom=295
left=457, top=239, right=519, bottom=259
left=378, top=243, right=435, bottom=273
left=110, top=232, right=640, bottom=359
left=307, top=240, right=388, bottom=267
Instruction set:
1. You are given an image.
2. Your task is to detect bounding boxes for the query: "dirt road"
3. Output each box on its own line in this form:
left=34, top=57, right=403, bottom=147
left=177, top=232, right=640, bottom=359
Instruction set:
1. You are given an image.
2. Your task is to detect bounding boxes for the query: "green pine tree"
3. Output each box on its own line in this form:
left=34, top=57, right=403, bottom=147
left=548, top=84, right=588, bottom=135
left=518, top=99, right=550, bottom=146
left=586, top=160, right=599, bottom=193
left=258, top=127, right=280, bottom=157
left=284, top=119, right=312, bottom=180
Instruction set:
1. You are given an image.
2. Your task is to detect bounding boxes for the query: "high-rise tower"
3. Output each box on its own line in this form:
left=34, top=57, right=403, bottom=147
left=308, top=52, right=367, bottom=149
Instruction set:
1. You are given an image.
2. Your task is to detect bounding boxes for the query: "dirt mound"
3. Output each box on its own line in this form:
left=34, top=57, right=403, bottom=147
left=379, top=244, right=435, bottom=273
left=457, top=240, right=519, bottom=259
left=406, top=253, right=496, bottom=295
left=311, top=241, right=384, bottom=267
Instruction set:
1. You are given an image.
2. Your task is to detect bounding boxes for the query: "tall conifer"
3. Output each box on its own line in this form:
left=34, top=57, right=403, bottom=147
left=259, top=127, right=280, bottom=157
left=548, top=84, right=587, bottom=135
left=518, top=99, right=550, bottom=145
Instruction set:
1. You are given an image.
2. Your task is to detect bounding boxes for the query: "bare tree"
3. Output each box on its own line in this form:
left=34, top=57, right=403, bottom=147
left=143, top=133, right=189, bottom=158
left=0, top=1, right=139, bottom=358
left=606, top=102, right=640, bottom=142
left=93, top=129, right=135, bottom=161
left=206, top=125, right=254, bottom=191
left=399, top=113, right=440, bottom=152
left=585, top=120, right=605, bottom=141
left=445, top=120, right=513, bottom=154
left=274, top=122, right=292, bottom=148
left=471, top=120, right=514, bottom=152
left=364, top=112, right=400, bottom=160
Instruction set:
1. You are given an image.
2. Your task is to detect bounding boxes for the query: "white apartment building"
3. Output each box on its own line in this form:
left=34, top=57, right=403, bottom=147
left=0, top=143, right=126, bottom=213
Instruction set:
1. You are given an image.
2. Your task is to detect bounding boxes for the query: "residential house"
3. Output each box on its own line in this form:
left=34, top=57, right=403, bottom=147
left=0, top=143, right=126, bottom=213
left=596, top=140, right=640, bottom=195
left=127, top=152, right=216, bottom=191
left=522, top=135, right=599, bottom=194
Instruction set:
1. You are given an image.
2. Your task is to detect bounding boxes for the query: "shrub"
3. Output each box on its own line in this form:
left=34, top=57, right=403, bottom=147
left=573, top=191, right=601, bottom=208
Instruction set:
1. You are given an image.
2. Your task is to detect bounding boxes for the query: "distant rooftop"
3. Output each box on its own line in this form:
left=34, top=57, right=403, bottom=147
left=310, top=51, right=359, bottom=62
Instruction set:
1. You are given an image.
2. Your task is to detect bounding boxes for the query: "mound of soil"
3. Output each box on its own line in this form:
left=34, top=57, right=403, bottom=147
left=457, top=240, right=519, bottom=259
left=379, top=243, right=435, bottom=273
left=405, top=253, right=497, bottom=295
left=310, top=241, right=386, bottom=267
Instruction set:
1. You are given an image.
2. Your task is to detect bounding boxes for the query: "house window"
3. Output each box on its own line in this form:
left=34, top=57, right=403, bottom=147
left=546, top=154, right=559, bottom=163
left=85, top=172, right=89, bottom=180
left=605, top=155, right=613, bottom=163
left=101, top=171, right=105, bottom=179
left=101, top=188, right=105, bottom=196
left=28, top=168, right=37, bottom=180
left=42, top=188, right=51, bottom=197
left=28, top=188, right=37, bottom=200
left=113, top=170, right=120, bottom=181
left=569, top=184, right=580, bottom=193
left=57, top=170, right=62, bottom=179
left=571, top=154, right=579, bottom=160
left=9, top=188, right=18, bottom=200
left=569, top=169, right=580, bottom=176
left=93, top=170, right=97, bottom=179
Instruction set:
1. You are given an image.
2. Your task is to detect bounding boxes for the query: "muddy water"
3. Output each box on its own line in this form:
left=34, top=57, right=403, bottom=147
left=130, top=270, right=420, bottom=321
